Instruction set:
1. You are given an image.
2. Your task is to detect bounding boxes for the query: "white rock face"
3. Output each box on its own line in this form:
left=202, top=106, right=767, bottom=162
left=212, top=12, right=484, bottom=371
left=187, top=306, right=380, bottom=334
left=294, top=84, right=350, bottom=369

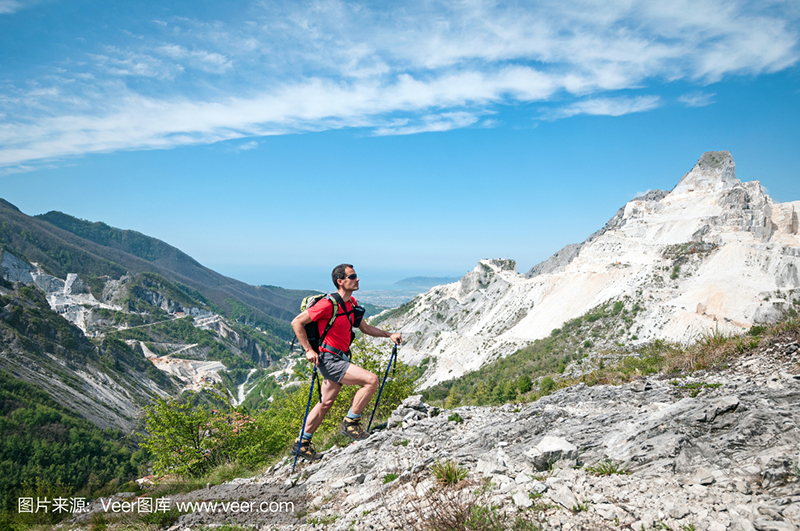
left=0, top=250, right=35, bottom=284
left=379, top=152, right=800, bottom=387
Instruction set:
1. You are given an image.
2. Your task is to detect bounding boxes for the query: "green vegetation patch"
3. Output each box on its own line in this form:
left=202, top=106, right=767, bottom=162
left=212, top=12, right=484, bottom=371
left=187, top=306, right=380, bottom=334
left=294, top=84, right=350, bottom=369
left=0, top=371, right=142, bottom=526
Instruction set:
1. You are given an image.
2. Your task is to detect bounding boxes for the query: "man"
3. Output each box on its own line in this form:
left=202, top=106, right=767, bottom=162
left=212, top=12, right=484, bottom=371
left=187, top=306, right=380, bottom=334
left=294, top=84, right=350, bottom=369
left=290, top=264, right=402, bottom=460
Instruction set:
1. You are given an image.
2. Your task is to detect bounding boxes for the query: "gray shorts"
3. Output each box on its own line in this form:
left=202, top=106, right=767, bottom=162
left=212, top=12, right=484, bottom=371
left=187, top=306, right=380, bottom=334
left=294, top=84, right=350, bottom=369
left=318, top=351, right=351, bottom=383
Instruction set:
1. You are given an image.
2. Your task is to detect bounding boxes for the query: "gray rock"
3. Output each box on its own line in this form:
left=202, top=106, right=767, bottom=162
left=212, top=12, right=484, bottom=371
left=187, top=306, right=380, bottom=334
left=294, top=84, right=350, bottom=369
left=524, top=435, right=578, bottom=471
left=594, top=503, right=626, bottom=521
left=0, top=251, right=34, bottom=284
left=527, top=243, right=583, bottom=278
left=679, top=467, right=716, bottom=486
left=512, top=490, right=533, bottom=508
left=401, top=395, right=427, bottom=411
left=753, top=519, right=797, bottom=531
left=529, top=480, right=547, bottom=494
left=515, top=472, right=532, bottom=484
left=762, top=457, right=796, bottom=489
left=546, top=483, right=579, bottom=510
left=476, top=455, right=507, bottom=475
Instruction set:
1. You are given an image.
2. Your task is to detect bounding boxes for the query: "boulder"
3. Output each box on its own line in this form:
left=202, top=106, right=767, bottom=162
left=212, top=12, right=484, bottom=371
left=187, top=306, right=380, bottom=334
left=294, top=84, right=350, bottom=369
left=524, top=435, right=579, bottom=471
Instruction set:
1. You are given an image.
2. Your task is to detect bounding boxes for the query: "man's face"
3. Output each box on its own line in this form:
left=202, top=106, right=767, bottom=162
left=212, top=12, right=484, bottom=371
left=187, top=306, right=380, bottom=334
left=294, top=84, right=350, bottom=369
left=340, top=267, right=360, bottom=291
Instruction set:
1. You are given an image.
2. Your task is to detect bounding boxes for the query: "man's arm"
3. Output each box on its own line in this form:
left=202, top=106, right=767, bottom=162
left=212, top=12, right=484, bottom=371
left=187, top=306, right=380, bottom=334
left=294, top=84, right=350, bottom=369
left=359, top=320, right=402, bottom=345
left=291, top=311, right=319, bottom=366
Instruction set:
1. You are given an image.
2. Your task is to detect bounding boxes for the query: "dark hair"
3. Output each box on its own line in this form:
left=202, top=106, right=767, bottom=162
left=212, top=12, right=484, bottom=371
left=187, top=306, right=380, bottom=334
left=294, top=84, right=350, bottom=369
left=331, top=263, right=354, bottom=289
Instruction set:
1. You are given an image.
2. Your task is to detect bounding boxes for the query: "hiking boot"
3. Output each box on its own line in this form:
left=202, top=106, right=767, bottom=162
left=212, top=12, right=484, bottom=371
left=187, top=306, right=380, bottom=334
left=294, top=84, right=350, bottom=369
left=340, top=417, right=369, bottom=441
left=291, top=438, right=322, bottom=461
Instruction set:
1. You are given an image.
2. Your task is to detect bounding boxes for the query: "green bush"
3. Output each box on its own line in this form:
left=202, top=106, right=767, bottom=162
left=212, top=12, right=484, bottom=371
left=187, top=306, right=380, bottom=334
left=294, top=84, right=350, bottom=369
left=517, top=374, right=533, bottom=394
left=539, top=376, right=556, bottom=395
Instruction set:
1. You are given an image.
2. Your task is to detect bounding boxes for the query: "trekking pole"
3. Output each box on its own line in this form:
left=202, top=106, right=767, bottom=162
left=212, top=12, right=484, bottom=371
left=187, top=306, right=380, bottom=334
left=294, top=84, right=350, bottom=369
left=367, top=343, right=398, bottom=433
left=292, top=363, right=318, bottom=473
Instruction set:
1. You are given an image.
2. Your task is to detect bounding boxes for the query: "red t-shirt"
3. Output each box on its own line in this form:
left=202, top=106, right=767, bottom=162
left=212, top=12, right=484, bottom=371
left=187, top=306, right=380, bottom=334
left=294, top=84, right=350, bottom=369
left=307, top=296, right=357, bottom=354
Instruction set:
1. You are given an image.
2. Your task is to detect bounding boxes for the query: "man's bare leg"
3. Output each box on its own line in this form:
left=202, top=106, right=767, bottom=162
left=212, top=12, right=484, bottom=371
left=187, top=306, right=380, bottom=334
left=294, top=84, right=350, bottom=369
left=339, top=364, right=379, bottom=414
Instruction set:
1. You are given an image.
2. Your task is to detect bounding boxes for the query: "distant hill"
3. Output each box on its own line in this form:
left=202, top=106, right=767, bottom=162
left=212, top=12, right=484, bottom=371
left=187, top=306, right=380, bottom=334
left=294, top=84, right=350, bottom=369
left=0, top=200, right=309, bottom=332
left=394, top=276, right=461, bottom=289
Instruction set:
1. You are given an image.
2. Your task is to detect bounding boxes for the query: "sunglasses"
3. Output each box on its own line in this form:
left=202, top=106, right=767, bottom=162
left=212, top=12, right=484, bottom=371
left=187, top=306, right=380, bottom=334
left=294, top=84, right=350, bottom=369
left=343, top=273, right=358, bottom=280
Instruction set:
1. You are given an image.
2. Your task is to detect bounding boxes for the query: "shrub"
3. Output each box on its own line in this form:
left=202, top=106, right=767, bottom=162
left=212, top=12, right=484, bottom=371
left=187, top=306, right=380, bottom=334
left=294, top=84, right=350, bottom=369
left=539, top=376, right=556, bottom=396
left=140, top=393, right=258, bottom=477
left=517, top=374, right=533, bottom=394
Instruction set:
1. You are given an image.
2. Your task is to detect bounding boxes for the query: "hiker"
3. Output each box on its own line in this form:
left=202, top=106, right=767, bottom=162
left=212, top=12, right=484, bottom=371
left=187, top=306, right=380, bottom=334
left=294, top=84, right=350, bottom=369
left=290, top=264, right=402, bottom=460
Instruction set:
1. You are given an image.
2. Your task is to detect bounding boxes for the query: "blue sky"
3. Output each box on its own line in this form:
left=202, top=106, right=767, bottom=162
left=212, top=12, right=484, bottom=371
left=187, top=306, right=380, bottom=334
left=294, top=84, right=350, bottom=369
left=1, top=0, right=799, bottom=291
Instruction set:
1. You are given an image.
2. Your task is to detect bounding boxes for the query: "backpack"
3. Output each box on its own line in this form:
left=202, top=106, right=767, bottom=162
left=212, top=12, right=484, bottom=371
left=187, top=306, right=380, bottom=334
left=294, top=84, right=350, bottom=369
left=298, top=293, right=366, bottom=354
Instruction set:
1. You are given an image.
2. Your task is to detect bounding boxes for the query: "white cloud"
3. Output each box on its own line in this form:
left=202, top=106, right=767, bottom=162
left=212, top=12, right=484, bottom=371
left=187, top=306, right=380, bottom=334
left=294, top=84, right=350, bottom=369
left=234, top=140, right=259, bottom=151
left=679, top=91, right=716, bottom=108
left=90, top=48, right=181, bottom=79
left=540, top=95, right=662, bottom=120
left=1, top=0, right=798, bottom=169
left=0, top=0, right=31, bottom=15
left=374, top=112, right=479, bottom=136
left=157, top=44, right=233, bottom=73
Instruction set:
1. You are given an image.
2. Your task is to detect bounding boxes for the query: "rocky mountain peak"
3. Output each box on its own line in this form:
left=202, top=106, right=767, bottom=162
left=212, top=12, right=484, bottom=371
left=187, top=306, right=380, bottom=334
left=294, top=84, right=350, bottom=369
left=672, top=150, right=739, bottom=194
left=376, top=151, right=800, bottom=388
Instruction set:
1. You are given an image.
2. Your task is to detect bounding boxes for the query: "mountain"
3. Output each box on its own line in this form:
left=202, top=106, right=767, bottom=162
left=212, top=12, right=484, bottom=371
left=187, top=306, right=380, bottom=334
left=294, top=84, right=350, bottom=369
left=0, top=201, right=324, bottom=430
left=376, top=152, right=800, bottom=387
left=0, top=201, right=309, bottom=329
left=0, top=278, right=176, bottom=430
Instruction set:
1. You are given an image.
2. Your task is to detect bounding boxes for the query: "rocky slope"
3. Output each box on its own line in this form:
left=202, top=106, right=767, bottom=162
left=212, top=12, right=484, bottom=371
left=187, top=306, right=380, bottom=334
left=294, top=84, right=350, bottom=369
left=0, top=278, right=175, bottom=431
left=86, top=337, right=800, bottom=531
left=376, top=152, right=800, bottom=387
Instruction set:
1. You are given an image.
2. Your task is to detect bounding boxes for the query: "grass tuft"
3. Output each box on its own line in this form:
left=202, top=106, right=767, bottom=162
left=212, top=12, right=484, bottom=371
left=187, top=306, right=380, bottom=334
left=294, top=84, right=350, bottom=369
left=584, top=459, right=629, bottom=476
left=430, top=459, right=468, bottom=486
left=448, top=412, right=463, bottom=424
